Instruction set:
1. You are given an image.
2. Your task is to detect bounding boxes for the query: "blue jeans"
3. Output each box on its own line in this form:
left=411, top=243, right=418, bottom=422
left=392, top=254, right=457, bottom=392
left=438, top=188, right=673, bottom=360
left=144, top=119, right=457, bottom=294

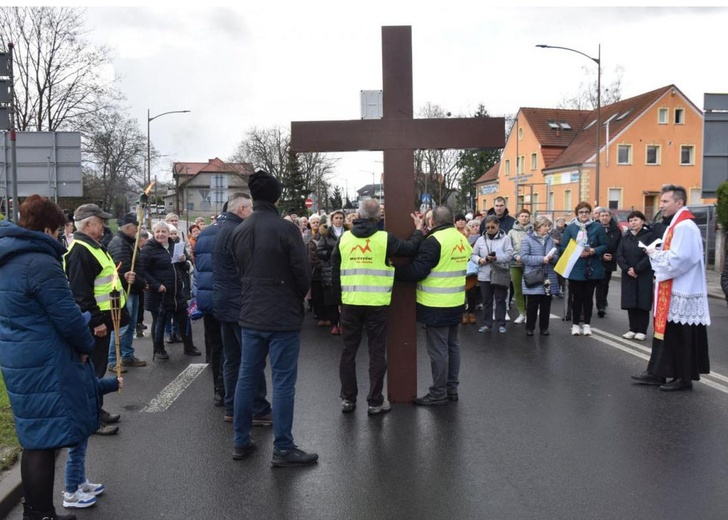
left=233, top=328, right=299, bottom=452
left=65, top=437, right=88, bottom=493
left=221, top=322, right=271, bottom=418
left=108, top=293, right=139, bottom=366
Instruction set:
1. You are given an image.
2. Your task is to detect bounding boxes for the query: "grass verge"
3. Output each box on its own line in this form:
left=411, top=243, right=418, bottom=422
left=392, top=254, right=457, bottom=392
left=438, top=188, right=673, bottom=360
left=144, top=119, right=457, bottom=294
left=0, top=371, right=21, bottom=471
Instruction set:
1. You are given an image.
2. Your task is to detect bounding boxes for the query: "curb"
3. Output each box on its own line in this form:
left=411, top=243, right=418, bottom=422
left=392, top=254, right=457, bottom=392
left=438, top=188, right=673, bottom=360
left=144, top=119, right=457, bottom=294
left=0, top=458, right=22, bottom=519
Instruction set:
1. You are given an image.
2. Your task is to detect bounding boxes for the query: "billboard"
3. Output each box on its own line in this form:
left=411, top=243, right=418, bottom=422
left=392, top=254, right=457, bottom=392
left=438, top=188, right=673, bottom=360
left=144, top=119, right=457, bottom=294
left=1, top=131, right=83, bottom=198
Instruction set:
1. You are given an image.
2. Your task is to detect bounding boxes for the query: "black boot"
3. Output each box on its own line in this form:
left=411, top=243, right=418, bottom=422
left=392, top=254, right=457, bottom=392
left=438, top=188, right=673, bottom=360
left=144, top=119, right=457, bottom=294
left=23, top=502, right=77, bottom=520
left=184, top=345, right=201, bottom=356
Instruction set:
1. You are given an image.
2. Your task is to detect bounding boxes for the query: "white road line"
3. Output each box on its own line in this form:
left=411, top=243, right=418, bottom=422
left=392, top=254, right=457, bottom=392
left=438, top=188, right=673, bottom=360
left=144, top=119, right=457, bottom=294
left=142, top=363, right=208, bottom=413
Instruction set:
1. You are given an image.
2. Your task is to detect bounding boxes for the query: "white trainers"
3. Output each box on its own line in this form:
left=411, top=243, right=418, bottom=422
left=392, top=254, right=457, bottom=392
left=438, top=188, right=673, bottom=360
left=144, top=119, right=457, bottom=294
left=622, top=331, right=636, bottom=339
left=514, top=314, right=526, bottom=324
left=582, top=324, right=592, bottom=336
left=505, top=313, right=511, bottom=321
left=62, top=489, right=97, bottom=508
left=634, top=333, right=646, bottom=341
left=78, top=479, right=105, bottom=496
left=571, top=325, right=581, bottom=336
left=367, top=400, right=391, bottom=416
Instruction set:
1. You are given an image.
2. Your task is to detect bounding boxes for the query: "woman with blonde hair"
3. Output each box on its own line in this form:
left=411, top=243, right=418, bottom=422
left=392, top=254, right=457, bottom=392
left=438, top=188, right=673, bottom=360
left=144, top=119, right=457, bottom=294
left=520, top=216, right=560, bottom=336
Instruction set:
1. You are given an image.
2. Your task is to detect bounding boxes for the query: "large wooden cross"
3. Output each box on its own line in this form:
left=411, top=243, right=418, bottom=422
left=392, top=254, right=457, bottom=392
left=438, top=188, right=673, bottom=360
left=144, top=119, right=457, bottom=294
left=291, top=26, right=504, bottom=403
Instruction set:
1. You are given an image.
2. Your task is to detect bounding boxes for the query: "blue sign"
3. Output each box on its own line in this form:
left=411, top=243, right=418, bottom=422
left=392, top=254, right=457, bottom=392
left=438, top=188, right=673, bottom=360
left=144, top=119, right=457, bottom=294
left=421, top=193, right=432, bottom=204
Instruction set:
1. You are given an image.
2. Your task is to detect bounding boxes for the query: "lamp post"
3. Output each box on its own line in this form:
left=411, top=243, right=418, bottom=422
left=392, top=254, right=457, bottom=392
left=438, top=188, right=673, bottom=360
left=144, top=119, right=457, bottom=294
left=536, top=44, right=601, bottom=206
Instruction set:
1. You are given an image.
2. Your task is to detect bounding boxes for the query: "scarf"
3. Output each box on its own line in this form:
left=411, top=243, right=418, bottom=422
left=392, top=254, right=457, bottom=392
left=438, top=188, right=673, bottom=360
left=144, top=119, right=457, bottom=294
left=575, top=219, right=593, bottom=246
left=653, top=207, right=695, bottom=339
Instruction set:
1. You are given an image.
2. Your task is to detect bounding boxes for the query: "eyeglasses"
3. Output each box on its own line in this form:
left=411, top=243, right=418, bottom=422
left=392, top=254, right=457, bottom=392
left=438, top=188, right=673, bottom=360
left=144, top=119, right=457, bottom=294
left=485, top=225, right=498, bottom=230
left=577, top=210, right=591, bottom=214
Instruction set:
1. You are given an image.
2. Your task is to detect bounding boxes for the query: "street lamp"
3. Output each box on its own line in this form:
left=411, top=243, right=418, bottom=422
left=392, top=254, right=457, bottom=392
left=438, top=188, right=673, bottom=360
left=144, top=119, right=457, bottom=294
left=536, top=44, right=601, bottom=205
left=147, top=109, right=191, bottom=186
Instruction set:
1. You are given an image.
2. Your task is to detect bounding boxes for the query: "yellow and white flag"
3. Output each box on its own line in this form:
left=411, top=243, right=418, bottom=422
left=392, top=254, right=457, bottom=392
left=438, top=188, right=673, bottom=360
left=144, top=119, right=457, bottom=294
left=554, top=238, right=584, bottom=278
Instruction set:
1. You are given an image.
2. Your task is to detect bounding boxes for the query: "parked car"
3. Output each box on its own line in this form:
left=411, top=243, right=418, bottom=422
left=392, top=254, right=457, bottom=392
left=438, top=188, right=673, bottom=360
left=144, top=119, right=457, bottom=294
left=611, top=209, right=631, bottom=233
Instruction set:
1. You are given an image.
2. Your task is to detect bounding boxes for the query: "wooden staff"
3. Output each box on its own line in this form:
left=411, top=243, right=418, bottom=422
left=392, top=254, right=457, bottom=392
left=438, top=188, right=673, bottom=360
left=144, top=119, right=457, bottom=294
left=127, top=181, right=155, bottom=300
left=109, top=263, right=124, bottom=392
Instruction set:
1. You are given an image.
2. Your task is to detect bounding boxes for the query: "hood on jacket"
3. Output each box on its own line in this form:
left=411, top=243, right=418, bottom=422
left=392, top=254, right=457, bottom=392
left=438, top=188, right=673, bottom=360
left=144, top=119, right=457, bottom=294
left=0, top=220, right=65, bottom=267
left=350, top=219, right=379, bottom=238
left=511, top=221, right=533, bottom=233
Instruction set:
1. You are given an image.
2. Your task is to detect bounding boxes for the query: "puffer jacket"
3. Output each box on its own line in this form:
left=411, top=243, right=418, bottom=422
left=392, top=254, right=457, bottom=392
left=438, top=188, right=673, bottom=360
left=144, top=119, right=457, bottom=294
left=212, top=211, right=245, bottom=323
left=107, top=230, right=146, bottom=295
left=470, top=229, right=514, bottom=283
left=0, top=220, right=97, bottom=450
left=139, top=238, right=188, bottom=313
left=520, top=232, right=561, bottom=296
left=193, top=222, right=218, bottom=315
left=231, top=201, right=311, bottom=331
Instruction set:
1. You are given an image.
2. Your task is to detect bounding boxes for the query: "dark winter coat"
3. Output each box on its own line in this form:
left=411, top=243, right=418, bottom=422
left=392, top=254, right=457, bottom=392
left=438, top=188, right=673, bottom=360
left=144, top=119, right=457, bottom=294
left=308, top=230, right=323, bottom=281
left=560, top=220, right=609, bottom=281
left=231, top=201, right=311, bottom=331
left=139, top=238, right=188, bottom=313
left=395, top=223, right=464, bottom=326
left=107, top=230, right=146, bottom=295
left=212, top=211, right=245, bottom=323
left=601, top=220, right=623, bottom=272
left=316, top=224, right=349, bottom=303
left=0, top=221, right=97, bottom=450
left=616, top=224, right=656, bottom=311
left=192, top=223, right=218, bottom=315
left=331, top=218, right=424, bottom=303
left=520, top=232, right=561, bottom=296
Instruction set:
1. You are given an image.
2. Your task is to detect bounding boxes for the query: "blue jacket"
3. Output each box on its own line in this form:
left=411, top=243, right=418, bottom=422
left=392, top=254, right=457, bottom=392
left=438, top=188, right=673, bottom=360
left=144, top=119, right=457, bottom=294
left=193, top=222, right=218, bottom=315
left=0, top=221, right=97, bottom=450
left=520, top=232, right=561, bottom=296
left=212, top=212, right=244, bottom=323
left=560, top=220, right=609, bottom=281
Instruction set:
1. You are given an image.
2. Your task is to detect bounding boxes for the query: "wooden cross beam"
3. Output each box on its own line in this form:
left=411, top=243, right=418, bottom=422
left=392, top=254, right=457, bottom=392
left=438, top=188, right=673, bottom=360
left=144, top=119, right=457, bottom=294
left=291, top=26, right=505, bottom=403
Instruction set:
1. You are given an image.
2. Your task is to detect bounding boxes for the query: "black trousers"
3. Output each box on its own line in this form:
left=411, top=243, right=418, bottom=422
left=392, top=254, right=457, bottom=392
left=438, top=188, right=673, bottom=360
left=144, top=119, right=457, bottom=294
left=310, top=280, right=325, bottom=319
left=595, top=271, right=613, bottom=311
left=152, top=306, right=194, bottom=353
left=203, top=314, right=224, bottom=395
left=339, top=305, right=388, bottom=406
left=627, top=308, right=651, bottom=334
left=90, top=333, right=111, bottom=379
left=526, top=294, right=552, bottom=332
left=570, top=279, right=598, bottom=325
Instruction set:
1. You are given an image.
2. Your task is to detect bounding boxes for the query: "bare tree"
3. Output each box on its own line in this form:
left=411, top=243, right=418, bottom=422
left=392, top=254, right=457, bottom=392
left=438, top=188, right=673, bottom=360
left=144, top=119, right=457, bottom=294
left=0, top=6, right=117, bottom=132
left=82, top=108, right=146, bottom=213
left=558, top=65, right=624, bottom=110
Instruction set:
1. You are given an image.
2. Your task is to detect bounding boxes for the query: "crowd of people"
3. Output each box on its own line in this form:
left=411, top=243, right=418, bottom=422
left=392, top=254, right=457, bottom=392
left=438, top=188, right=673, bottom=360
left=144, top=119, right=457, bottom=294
left=0, top=181, right=716, bottom=518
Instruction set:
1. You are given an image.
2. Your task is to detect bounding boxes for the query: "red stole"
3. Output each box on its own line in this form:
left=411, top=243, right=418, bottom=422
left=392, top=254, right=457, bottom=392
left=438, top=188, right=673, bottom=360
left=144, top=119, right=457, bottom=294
left=653, top=208, right=695, bottom=339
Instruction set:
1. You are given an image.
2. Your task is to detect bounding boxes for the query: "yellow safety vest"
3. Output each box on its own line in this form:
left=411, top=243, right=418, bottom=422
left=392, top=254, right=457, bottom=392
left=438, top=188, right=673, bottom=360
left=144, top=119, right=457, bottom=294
left=416, top=227, right=472, bottom=308
left=339, top=230, right=395, bottom=306
left=65, top=240, right=125, bottom=311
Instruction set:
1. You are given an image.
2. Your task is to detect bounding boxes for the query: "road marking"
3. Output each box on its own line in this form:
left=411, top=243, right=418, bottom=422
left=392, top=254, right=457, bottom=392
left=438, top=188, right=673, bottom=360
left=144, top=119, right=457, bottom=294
left=586, top=326, right=728, bottom=395
left=142, top=363, right=208, bottom=413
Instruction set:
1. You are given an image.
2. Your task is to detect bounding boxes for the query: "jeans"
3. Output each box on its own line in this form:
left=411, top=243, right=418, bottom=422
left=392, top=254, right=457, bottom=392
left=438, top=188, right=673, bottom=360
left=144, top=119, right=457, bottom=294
left=108, top=293, right=139, bottom=366
left=233, top=328, right=299, bottom=451
left=221, top=321, right=270, bottom=418
left=480, top=281, right=507, bottom=327
left=424, top=324, right=460, bottom=399
left=65, top=437, right=88, bottom=493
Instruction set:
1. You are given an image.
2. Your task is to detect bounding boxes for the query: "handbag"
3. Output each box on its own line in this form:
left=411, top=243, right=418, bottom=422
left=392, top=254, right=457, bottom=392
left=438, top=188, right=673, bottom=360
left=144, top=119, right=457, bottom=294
left=187, top=298, right=203, bottom=320
left=523, top=268, right=545, bottom=288
left=489, top=262, right=511, bottom=288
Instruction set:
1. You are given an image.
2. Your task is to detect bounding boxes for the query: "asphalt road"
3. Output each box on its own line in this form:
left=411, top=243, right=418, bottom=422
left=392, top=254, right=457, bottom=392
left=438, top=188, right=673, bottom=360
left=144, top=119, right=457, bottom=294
left=6, top=286, right=728, bottom=520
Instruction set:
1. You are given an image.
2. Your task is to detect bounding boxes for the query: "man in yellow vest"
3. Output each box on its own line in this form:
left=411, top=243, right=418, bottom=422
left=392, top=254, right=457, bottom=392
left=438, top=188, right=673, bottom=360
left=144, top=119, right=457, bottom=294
left=395, top=206, right=472, bottom=405
left=331, top=199, right=424, bottom=415
left=65, top=204, right=135, bottom=435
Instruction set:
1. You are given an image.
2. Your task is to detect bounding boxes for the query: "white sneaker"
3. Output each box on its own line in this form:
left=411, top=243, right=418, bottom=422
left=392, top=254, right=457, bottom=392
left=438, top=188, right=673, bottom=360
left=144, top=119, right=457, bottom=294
left=62, top=489, right=97, bottom=508
left=514, top=314, right=526, bottom=324
left=571, top=325, right=581, bottom=336
left=505, top=313, right=511, bottom=321
left=582, top=324, right=592, bottom=336
left=634, top=333, right=646, bottom=341
left=78, top=479, right=105, bottom=496
left=622, top=331, right=636, bottom=339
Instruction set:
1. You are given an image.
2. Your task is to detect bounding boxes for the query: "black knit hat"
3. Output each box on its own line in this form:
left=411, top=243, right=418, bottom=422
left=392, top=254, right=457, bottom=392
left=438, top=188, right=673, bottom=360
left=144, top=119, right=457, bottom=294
left=248, top=170, right=281, bottom=203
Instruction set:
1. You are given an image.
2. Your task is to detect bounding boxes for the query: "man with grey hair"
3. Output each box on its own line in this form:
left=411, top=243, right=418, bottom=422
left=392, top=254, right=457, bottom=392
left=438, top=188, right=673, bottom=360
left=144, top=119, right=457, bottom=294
left=331, top=198, right=424, bottom=415
left=395, top=206, right=472, bottom=405
left=213, top=192, right=272, bottom=423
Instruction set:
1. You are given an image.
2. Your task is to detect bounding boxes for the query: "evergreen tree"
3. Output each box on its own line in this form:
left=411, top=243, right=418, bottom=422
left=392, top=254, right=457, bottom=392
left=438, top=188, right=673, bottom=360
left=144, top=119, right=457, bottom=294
left=456, top=104, right=502, bottom=211
left=280, top=149, right=308, bottom=214
left=329, top=186, right=344, bottom=210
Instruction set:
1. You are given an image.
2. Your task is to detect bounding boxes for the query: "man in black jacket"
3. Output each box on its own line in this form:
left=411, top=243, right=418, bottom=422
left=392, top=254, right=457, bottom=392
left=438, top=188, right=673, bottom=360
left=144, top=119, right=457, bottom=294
left=230, top=170, right=317, bottom=467
left=478, top=196, right=516, bottom=235
left=331, top=198, right=424, bottom=415
left=107, top=213, right=147, bottom=371
left=595, top=208, right=622, bottom=317
left=213, top=193, right=272, bottom=424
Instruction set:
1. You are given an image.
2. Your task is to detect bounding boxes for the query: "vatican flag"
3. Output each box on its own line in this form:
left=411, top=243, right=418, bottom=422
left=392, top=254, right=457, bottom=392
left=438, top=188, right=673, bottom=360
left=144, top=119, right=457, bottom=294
left=554, top=239, right=584, bottom=278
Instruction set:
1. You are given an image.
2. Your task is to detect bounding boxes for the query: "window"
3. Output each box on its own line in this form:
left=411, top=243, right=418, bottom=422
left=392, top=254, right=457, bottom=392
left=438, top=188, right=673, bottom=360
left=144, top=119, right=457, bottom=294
left=518, top=127, right=524, bottom=140
left=617, top=144, right=632, bottom=165
left=519, top=155, right=525, bottom=174
left=531, top=153, right=538, bottom=171
left=505, top=159, right=511, bottom=175
left=564, top=190, right=572, bottom=212
left=646, top=145, right=660, bottom=165
left=186, top=202, right=194, bottom=211
left=548, top=191, right=554, bottom=211
left=675, top=108, right=685, bottom=124
left=559, top=121, right=572, bottom=130
left=681, top=145, right=694, bottom=165
left=532, top=192, right=539, bottom=210
left=516, top=157, right=520, bottom=174
left=608, top=188, right=622, bottom=210
left=547, top=120, right=559, bottom=129
left=616, top=110, right=631, bottom=121
left=658, top=108, right=668, bottom=124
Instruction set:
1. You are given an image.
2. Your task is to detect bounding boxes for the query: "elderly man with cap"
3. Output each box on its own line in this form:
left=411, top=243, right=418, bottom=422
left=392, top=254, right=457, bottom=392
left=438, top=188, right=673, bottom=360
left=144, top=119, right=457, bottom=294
left=230, top=170, right=317, bottom=467
left=65, top=204, right=134, bottom=435
left=106, top=212, right=147, bottom=372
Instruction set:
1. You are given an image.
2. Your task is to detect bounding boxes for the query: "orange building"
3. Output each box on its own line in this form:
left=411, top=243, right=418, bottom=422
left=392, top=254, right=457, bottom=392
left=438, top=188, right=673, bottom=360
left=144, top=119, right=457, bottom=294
left=475, top=85, right=705, bottom=220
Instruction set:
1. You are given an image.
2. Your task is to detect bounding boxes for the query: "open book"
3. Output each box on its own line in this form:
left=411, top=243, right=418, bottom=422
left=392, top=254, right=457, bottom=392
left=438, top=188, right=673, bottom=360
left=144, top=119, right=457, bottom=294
left=638, top=237, right=663, bottom=250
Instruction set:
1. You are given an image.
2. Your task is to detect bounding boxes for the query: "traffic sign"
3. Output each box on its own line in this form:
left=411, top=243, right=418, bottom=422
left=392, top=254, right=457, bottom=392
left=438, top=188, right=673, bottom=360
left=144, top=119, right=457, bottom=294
left=305, top=198, right=313, bottom=208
